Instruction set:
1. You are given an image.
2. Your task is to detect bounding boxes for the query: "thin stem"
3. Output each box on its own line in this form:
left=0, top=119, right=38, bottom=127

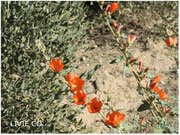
left=59, top=73, right=70, bottom=86
left=99, top=112, right=106, bottom=119
left=150, top=109, right=159, bottom=124
left=106, top=18, right=116, bottom=37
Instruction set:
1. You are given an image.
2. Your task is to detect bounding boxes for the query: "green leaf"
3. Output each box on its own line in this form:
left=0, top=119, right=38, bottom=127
left=171, top=106, right=178, bottom=115
left=50, top=34, right=58, bottom=42
left=86, top=65, right=101, bottom=80
left=154, top=125, right=163, bottom=133
left=122, top=122, right=138, bottom=131
left=79, top=129, right=90, bottom=133
left=123, top=64, right=129, bottom=76
left=18, top=55, right=22, bottom=62
left=2, top=57, right=8, bottom=63
left=146, top=72, right=156, bottom=78
left=110, top=56, right=123, bottom=64
left=60, top=12, right=71, bottom=22
left=137, top=100, right=150, bottom=112
left=121, top=33, right=127, bottom=38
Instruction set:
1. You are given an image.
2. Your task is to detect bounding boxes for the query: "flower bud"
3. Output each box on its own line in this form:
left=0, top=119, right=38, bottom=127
left=105, top=5, right=110, bottom=15
left=129, top=58, right=138, bottom=63
left=167, top=29, right=173, bottom=36
left=145, top=67, right=149, bottom=73
left=116, top=23, right=122, bottom=33
left=139, top=61, right=143, bottom=72
left=142, top=116, right=145, bottom=124
left=166, top=108, right=172, bottom=114
left=128, top=35, right=136, bottom=45
left=113, top=21, right=117, bottom=27
left=168, top=98, right=172, bottom=102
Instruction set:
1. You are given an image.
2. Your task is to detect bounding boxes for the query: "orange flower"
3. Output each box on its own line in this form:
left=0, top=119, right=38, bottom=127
left=105, top=112, right=125, bottom=126
left=153, top=86, right=159, bottom=93
left=87, top=97, right=102, bottom=113
left=70, top=77, right=85, bottom=91
left=73, top=90, right=87, bottom=105
left=173, top=37, right=178, bottom=45
left=150, top=82, right=157, bottom=90
left=50, top=59, right=64, bottom=72
left=153, top=76, right=161, bottom=84
left=157, top=89, right=168, bottom=100
left=165, top=37, right=174, bottom=46
left=109, top=3, right=119, bottom=14
left=65, top=73, right=79, bottom=83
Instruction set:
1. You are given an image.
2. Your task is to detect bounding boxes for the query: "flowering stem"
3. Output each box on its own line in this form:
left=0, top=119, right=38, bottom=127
left=99, top=112, right=106, bottom=119
left=106, top=18, right=116, bottom=38
left=59, top=73, right=70, bottom=86
left=150, top=109, right=159, bottom=124
left=105, top=15, right=161, bottom=124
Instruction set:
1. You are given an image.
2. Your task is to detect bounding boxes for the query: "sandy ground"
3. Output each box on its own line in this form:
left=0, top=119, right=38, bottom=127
left=65, top=5, right=179, bottom=133
left=70, top=24, right=178, bottom=133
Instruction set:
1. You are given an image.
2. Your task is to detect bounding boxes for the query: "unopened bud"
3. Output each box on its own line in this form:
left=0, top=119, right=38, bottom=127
left=145, top=67, right=149, bottom=73
left=162, top=107, right=165, bottom=112
left=142, top=116, right=145, bottom=124
left=105, top=5, right=110, bottom=15
left=130, top=58, right=138, bottom=63
left=116, top=23, right=122, bottom=33
left=166, top=108, right=172, bottom=114
left=131, top=36, right=136, bottom=42
left=128, top=35, right=136, bottom=45
left=167, top=29, right=173, bottom=36
left=113, top=21, right=117, bottom=27
left=168, top=98, right=172, bottom=102
left=139, top=61, right=143, bottom=72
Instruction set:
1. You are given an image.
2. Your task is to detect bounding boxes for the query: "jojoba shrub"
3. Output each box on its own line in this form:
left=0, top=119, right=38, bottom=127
left=1, top=1, right=89, bottom=133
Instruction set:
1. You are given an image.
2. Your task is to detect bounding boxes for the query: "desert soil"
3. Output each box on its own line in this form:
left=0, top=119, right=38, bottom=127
left=69, top=7, right=178, bottom=133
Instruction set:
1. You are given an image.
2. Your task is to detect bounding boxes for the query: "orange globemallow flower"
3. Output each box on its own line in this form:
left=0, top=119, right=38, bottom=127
left=105, top=112, right=125, bottom=126
left=165, top=37, right=174, bottom=46
left=87, top=97, right=102, bottom=113
left=173, top=37, right=178, bottom=45
left=70, top=77, right=85, bottom=91
left=157, top=89, right=168, bottom=100
left=73, top=90, right=87, bottom=105
left=65, top=73, right=79, bottom=83
left=153, top=75, right=161, bottom=84
left=153, top=86, right=159, bottom=93
left=50, top=59, right=64, bottom=72
left=150, top=82, right=157, bottom=90
left=109, top=3, right=119, bottom=13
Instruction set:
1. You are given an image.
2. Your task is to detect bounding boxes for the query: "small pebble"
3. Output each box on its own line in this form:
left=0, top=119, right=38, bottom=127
left=80, top=56, right=86, bottom=61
